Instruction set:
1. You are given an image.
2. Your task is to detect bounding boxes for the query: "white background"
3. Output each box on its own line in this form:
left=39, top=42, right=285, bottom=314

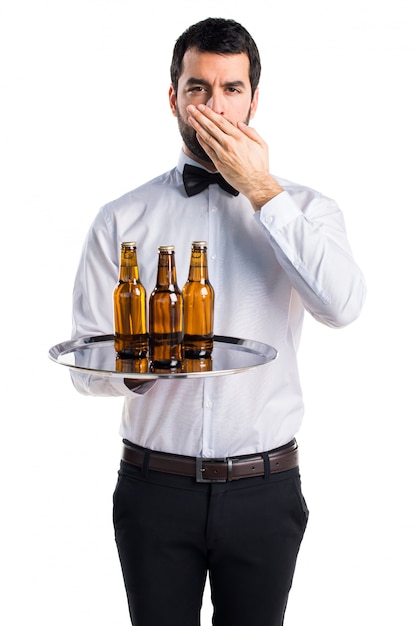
left=1, top=0, right=417, bottom=624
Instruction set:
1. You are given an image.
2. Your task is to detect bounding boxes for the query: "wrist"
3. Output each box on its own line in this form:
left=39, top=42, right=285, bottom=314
left=247, top=175, right=283, bottom=212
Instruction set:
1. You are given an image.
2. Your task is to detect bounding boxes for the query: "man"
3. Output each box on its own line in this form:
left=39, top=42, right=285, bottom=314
left=71, top=17, right=366, bottom=626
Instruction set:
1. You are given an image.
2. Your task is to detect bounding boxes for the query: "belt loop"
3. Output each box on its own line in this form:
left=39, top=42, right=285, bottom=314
left=142, top=449, right=150, bottom=477
left=262, top=452, right=271, bottom=479
left=227, top=458, right=233, bottom=481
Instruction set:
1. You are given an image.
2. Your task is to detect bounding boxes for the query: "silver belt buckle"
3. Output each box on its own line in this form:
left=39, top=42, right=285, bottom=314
left=196, top=457, right=232, bottom=483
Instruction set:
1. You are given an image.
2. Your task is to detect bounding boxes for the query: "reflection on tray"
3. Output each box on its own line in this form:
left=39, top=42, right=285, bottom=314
left=115, top=356, right=149, bottom=374
left=115, top=354, right=213, bottom=374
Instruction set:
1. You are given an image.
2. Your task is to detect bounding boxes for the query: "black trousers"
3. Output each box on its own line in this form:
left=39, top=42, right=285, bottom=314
left=113, top=454, right=309, bottom=626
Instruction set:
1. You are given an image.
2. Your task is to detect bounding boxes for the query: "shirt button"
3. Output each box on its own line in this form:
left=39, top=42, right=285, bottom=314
left=211, top=254, right=216, bottom=260
left=205, top=399, right=213, bottom=408
left=211, top=206, right=217, bottom=212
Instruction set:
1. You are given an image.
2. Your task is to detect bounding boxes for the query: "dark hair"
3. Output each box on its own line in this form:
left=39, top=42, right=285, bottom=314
left=170, top=18, right=261, bottom=97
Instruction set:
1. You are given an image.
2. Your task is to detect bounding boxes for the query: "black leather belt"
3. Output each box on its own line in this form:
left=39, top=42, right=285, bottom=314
left=121, top=440, right=299, bottom=483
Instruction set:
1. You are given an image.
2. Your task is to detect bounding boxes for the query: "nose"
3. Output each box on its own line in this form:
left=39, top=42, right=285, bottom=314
left=205, top=93, right=224, bottom=116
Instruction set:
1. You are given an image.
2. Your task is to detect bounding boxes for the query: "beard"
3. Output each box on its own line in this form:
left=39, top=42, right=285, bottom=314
left=176, top=104, right=252, bottom=166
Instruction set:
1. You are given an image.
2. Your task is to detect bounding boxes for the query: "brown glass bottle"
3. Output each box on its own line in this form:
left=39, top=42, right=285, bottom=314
left=149, top=245, right=184, bottom=370
left=182, top=241, right=215, bottom=358
left=113, top=242, right=148, bottom=358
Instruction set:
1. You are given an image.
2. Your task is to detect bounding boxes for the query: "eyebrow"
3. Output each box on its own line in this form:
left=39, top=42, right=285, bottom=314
left=185, top=77, right=247, bottom=89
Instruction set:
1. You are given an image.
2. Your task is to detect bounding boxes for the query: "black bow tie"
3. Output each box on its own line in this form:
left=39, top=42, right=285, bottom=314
left=183, top=164, right=239, bottom=197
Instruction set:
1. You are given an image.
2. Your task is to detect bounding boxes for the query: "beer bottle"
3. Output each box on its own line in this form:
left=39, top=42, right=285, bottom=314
left=113, top=242, right=148, bottom=358
left=182, top=241, right=215, bottom=358
left=149, top=245, right=184, bottom=370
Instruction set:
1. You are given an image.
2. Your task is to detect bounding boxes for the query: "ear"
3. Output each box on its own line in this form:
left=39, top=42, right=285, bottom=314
left=249, top=87, right=259, bottom=120
left=168, top=85, right=177, bottom=117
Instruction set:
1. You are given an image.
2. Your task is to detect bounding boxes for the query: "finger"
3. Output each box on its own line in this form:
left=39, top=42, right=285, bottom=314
left=188, top=114, right=227, bottom=151
left=195, top=132, right=213, bottom=155
left=237, top=121, right=264, bottom=145
left=187, top=104, right=238, bottom=138
left=197, top=104, right=239, bottom=135
left=195, top=132, right=220, bottom=162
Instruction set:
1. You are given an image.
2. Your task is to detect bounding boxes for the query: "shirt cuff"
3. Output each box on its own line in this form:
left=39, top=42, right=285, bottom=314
left=257, top=190, right=302, bottom=232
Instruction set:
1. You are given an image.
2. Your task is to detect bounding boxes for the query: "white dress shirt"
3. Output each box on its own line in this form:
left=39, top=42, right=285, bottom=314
left=70, top=151, right=366, bottom=458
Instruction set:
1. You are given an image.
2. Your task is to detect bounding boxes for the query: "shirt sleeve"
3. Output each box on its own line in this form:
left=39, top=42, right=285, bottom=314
left=254, top=187, right=366, bottom=328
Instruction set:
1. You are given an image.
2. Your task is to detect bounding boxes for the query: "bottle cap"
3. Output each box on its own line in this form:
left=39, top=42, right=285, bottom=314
left=121, top=241, right=137, bottom=249
left=158, top=245, right=175, bottom=252
left=191, top=241, right=207, bottom=248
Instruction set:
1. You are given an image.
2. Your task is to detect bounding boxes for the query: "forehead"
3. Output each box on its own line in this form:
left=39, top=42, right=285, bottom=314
left=180, top=48, right=251, bottom=83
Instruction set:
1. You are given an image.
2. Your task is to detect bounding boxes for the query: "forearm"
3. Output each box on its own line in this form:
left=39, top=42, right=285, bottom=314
left=245, top=172, right=284, bottom=212
left=256, top=191, right=366, bottom=328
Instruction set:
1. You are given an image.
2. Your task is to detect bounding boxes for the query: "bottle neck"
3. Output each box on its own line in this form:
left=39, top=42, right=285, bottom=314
left=119, top=250, right=139, bottom=283
left=156, top=252, right=177, bottom=286
left=188, top=249, right=209, bottom=281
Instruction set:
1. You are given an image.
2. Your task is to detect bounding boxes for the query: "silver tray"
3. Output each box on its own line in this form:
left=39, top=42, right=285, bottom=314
left=48, top=334, right=278, bottom=380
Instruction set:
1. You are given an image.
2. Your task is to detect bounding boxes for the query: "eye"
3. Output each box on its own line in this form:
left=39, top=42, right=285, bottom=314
left=187, top=86, right=207, bottom=94
left=224, top=84, right=245, bottom=95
